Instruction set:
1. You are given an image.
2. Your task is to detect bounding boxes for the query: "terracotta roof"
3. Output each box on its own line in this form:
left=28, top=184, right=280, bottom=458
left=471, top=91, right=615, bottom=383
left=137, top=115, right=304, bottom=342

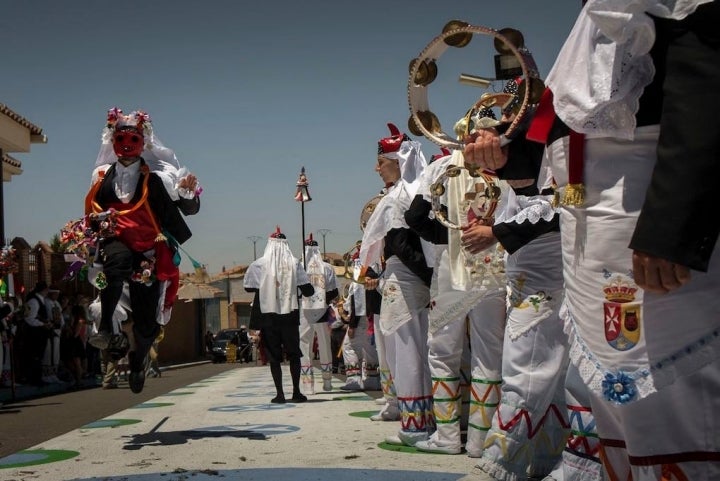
left=0, top=103, right=45, bottom=137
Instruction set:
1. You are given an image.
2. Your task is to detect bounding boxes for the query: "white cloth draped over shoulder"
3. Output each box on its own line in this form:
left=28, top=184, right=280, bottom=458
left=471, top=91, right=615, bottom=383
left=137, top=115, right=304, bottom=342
left=546, top=0, right=712, bottom=140
left=301, top=244, right=337, bottom=322
left=359, top=139, right=429, bottom=271
left=244, top=238, right=308, bottom=315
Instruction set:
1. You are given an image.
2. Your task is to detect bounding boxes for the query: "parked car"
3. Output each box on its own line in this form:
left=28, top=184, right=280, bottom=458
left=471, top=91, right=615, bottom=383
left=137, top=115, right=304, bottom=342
left=210, top=328, right=252, bottom=363
left=210, top=329, right=240, bottom=363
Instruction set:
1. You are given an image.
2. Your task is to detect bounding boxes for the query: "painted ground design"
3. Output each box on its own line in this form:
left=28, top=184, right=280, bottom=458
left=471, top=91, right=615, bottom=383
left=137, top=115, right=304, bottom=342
left=0, top=366, right=473, bottom=480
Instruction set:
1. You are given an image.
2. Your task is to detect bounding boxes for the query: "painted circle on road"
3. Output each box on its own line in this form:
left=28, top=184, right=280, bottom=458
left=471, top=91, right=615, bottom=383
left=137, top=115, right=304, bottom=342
left=226, top=391, right=264, bottom=398
left=349, top=410, right=376, bottom=418
left=132, top=402, right=174, bottom=408
left=332, top=395, right=371, bottom=401
left=376, top=441, right=446, bottom=454
left=82, top=419, right=142, bottom=429
left=0, top=449, right=79, bottom=469
left=209, top=403, right=296, bottom=412
left=197, top=423, right=300, bottom=436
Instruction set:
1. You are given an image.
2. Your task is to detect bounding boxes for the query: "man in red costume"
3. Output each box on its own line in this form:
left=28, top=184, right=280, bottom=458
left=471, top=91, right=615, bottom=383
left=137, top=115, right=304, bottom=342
left=86, top=107, right=200, bottom=393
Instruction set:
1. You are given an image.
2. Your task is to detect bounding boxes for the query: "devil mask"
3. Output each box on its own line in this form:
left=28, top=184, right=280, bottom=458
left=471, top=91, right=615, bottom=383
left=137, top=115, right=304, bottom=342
left=112, top=127, right=145, bottom=159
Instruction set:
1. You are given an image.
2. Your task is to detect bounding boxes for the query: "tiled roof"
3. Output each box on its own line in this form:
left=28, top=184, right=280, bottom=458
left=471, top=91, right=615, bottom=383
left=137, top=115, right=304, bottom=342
left=0, top=103, right=44, bottom=136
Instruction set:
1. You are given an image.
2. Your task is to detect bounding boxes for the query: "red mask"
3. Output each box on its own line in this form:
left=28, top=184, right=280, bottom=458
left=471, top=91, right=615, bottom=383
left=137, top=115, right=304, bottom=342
left=112, top=128, right=144, bottom=158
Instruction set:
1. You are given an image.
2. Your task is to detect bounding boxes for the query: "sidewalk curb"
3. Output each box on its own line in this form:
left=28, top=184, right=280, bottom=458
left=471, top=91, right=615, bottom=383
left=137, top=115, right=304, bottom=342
left=0, top=360, right=212, bottom=404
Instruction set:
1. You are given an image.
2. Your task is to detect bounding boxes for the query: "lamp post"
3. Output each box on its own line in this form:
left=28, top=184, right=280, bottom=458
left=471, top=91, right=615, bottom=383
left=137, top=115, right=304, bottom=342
left=247, top=236, right=262, bottom=261
left=294, top=166, right=312, bottom=268
left=317, top=228, right=331, bottom=260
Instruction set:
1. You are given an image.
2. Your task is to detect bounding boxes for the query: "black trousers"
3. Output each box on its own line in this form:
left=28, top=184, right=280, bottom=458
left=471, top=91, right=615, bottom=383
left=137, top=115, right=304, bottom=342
left=100, top=239, right=161, bottom=371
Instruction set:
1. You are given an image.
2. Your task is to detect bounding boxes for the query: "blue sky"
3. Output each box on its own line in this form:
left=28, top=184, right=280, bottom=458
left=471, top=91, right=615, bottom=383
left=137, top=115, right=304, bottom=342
left=2, top=0, right=581, bottom=274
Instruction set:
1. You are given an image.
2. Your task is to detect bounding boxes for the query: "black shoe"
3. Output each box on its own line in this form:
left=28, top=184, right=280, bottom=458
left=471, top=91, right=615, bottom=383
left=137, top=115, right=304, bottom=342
left=291, top=393, right=307, bottom=403
left=271, top=395, right=286, bottom=404
left=107, top=333, right=130, bottom=360
left=129, top=370, right=145, bottom=394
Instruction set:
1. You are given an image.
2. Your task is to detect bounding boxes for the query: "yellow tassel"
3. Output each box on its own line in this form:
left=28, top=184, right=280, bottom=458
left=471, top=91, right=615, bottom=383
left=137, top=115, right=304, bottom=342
left=155, top=233, right=167, bottom=242
left=562, top=183, right=585, bottom=207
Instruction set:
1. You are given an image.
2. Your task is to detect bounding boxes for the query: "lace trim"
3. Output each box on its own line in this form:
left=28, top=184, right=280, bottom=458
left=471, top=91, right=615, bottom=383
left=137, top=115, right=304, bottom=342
left=502, top=195, right=558, bottom=226
left=563, top=302, right=720, bottom=403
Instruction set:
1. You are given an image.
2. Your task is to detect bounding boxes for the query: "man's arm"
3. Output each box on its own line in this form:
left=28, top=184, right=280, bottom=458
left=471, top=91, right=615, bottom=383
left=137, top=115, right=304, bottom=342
left=630, top=4, right=720, bottom=292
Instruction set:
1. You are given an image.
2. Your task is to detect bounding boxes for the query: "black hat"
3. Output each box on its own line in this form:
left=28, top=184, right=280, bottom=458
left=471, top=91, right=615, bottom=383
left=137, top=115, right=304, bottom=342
left=34, top=280, right=48, bottom=292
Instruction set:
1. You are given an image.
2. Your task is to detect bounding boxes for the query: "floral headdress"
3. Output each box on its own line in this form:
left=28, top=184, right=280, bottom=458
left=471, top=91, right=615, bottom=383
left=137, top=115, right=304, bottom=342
left=106, top=107, right=151, bottom=134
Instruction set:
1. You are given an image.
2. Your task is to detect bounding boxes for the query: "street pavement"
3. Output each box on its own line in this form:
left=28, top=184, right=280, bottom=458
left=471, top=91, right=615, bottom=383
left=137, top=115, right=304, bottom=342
left=0, top=363, right=477, bottom=481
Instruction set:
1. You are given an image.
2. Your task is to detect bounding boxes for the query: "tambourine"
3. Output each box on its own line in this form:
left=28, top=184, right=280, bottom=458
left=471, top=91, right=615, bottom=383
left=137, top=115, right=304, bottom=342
left=360, top=192, right=384, bottom=232
left=430, top=164, right=501, bottom=230
left=408, top=20, right=544, bottom=150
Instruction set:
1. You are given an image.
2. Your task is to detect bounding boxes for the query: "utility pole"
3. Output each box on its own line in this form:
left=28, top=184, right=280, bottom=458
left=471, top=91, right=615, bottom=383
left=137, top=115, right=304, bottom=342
left=317, top=228, right=331, bottom=260
left=247, top=236, right=262, bottom=260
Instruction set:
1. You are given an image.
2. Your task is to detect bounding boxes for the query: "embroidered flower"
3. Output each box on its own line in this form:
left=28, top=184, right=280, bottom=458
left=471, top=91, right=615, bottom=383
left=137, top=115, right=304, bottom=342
left=602, top=371, right=636, bottom=404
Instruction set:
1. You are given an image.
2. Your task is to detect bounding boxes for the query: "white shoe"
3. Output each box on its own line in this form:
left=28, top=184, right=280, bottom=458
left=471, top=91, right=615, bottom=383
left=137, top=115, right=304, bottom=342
left=374, top=397, right=387, bottom=405
left=322, top=380, right=332, bottom=392
left=384, top=434, right=405, bottom=445
left=370, top=402, right=401, bottom=421
left=385, top=430, right=428, bottom=447
left=415, top=439, right=462, bottom=455
left=339, top=378, right=363, bottom=391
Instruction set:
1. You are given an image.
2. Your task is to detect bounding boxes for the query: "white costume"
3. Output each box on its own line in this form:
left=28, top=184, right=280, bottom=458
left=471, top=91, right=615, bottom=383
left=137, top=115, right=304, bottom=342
left=339, top=262, right=380, bottom=392
left=359, top=124, right=433, bottom=446
left=543, top=1, right=720, bottom=479
left=298, top=238, right=338, bottom=394
left=406, top=148, right=507, bottom=457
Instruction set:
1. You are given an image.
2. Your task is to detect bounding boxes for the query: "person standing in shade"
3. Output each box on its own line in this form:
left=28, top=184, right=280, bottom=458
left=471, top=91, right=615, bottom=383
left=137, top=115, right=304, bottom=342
left=244, top=227, right=315, bottom=404
left=21, top=281, right=53, bottom=386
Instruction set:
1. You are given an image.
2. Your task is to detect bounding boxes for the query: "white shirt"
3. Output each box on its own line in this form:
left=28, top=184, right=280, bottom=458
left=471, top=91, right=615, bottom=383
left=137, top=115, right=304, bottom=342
left=113, top=161, right=142, bottom=203
left=24, top=293, right=47, bottom=327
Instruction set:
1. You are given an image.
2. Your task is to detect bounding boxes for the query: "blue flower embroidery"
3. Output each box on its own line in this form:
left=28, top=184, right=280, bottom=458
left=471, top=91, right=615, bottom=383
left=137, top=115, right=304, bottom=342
left=602, top=371, right=637, bottom=404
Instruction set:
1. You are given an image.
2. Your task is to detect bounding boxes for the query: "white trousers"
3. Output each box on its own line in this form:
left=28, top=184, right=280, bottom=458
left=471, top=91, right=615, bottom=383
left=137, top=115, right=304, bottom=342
left=479, top=232, right=570, bottom=480
left=342, top=315, right=379, bottom=385
left=380, top=257, right=433, bottom=434
left=299, top=316, right=332, bottom=393
left=426, top=249, right=507, bottom=456
left=547, top=126, right=720, bottom=478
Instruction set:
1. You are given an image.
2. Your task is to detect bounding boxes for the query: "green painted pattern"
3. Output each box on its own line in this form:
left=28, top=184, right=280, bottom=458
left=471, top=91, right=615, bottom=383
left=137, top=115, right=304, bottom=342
left=81, top=418, right=142, bottom=429
left=377, top=442, right=444, bottom=455
left=0, top=449, right=79, bottom=469
left=332, top=395, right=371, bottom=401
left=348, top=410, right=377, bottom=418
left=131, top=402, right=175, bottom=408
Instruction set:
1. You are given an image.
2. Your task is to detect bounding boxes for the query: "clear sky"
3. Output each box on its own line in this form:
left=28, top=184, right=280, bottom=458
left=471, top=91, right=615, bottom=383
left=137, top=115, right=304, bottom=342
left=1, top=0, right=581, bottom=275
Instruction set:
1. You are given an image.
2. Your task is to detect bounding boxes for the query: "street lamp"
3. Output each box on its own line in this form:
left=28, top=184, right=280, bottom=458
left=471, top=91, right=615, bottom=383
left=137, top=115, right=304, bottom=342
left=316, top=228, right=331, bottom=260
left=247, top=236, right=262, bottom=260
